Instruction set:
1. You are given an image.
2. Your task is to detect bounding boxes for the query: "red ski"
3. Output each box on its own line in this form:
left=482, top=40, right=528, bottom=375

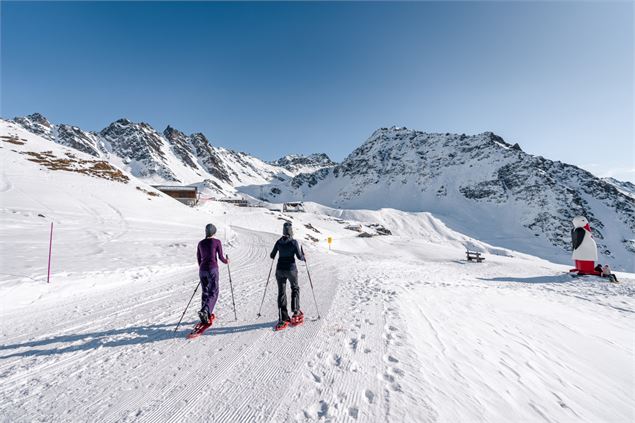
left=186, top=314, right=215, bottom=339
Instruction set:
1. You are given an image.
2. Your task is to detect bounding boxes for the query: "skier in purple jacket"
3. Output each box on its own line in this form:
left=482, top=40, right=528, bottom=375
left=196, top=223, right=228, bottom=325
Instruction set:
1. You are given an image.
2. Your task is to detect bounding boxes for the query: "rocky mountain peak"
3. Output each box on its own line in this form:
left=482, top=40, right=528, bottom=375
left=163, top=125, right=186, bottom=141
left=13, top=113, right=54, bottom=139
left=267, top=126, right=635, bottom=268
left=270, top=153, right=335, bottom=174
left=113, top=118, right=132, bottom=126
left=26, top=113, right=51, bottom=126
left=55, top=124, right=103, bottom=157
left=100, top=118, right=178, bottom=181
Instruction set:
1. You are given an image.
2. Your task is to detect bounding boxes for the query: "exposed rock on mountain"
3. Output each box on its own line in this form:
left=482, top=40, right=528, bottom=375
left=13, top=114, right=291, bottom=195
left=55, top=124, right=104, bottom=157
left=604, top=177, right=635, bottom=199
left=100, top=119, right=179, bottom=181
left=12, top=114, right=633, bottom=268
left=13, top=113, right=54, bottom=140
left=270, top=153, right=335, bottom=174
left=256, top=127, right=635, bottom=268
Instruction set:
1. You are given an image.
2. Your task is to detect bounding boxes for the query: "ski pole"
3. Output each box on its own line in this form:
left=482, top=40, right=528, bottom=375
left=302, top=247, right=321, bottom=319
left=256, top=258, right=275, bottom=318
left=226, top=255, right=237, bottom=321
left=47, top=222, right=53, bottom=284
left=174, top=281, right=201, bottom=333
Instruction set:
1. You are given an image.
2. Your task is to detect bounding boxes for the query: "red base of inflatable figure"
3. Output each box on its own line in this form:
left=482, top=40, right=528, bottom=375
left=570, top=260, right=601, bottom=276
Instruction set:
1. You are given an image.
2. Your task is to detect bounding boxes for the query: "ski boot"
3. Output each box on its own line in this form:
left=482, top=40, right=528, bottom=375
left=198, top=309, right=210, bottom=325
left=290, top=311, right=304, bottom=327
left=187, top=313, right=215, bottom=339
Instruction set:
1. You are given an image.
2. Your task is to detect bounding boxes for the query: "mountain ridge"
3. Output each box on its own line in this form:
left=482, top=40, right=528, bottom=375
left=9, top=114, right=634, bottom=269
left=11, top=113, right=334, bottom=196
left=247, top=126, right=634, bottom=269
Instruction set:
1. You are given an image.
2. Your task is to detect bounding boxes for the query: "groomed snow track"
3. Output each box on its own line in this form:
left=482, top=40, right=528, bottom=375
left=0, top=227, right=392, bottom=422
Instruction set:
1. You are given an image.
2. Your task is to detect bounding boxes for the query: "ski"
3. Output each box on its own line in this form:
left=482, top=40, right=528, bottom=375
left=186, top=314, right=216, bottom=339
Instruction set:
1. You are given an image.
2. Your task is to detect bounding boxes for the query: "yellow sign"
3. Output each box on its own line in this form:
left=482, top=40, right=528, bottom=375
left=327, top=237, right=332, bottom=244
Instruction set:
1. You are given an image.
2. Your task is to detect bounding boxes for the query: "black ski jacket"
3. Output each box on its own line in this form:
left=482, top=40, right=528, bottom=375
left=270, top=236, right=305, bottom=271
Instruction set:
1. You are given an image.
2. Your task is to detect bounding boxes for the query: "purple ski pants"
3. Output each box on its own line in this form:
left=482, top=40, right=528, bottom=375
left=200, top=268, right=219, bottom=315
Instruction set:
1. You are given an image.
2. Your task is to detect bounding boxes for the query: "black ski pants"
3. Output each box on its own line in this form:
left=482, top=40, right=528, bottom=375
left=276, top=269, right=300, bottom=321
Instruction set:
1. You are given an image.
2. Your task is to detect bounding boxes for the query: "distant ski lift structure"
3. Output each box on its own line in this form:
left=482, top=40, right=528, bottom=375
left=283, top=202, right=305, bottom=213
left=152, top=185, right=198, bottom=206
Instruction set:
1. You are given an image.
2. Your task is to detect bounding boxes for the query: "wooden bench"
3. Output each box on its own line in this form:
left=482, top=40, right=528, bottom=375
left=466, top=251, right=485, bottom=263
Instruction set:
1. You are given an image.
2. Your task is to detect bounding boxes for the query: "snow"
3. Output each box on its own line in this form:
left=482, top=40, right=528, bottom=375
left=1, top=121, right=634, bottom=422
left=250, top=128, right=635, bottom=272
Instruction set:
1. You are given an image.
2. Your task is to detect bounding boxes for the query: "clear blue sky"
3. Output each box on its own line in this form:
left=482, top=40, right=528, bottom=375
left=2, top=1, right=633, bottom=181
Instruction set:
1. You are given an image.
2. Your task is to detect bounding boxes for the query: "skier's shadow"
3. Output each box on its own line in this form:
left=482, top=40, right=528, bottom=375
left=478, top=275, right=570, bottom=284
left=0, top=320, right=276, bottom=359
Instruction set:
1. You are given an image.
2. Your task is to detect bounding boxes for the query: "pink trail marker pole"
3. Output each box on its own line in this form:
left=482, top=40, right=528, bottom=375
left=47, top=222, right=53, bottom=283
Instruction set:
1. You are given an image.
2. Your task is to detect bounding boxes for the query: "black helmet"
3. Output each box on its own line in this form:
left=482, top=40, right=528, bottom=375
left=205, top=223, right=217, bottom=238
left=282, top=222, right=293, bottom=238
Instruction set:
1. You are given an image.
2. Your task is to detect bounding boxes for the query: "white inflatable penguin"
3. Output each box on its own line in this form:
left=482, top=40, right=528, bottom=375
left=571, top=216, right=598, bottom=274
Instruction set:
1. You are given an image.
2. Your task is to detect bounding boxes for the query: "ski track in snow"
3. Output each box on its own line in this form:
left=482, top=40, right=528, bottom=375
left=2, top=230, right=634, bottom=422
left=1, top=223, right=634, bottom=422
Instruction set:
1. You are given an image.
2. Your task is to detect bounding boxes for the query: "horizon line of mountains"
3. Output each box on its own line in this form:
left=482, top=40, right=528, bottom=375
left=6, top=112, right=635, bottom=269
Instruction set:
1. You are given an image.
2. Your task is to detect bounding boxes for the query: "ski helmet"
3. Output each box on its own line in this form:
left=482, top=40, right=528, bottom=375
left=205, top=223, right=217, bottom=238
left=282, top=222, right=293, bottom=238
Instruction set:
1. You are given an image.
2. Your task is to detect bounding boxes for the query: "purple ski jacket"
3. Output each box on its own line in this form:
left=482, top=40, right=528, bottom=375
left=197, top=238, right=227, bottom=272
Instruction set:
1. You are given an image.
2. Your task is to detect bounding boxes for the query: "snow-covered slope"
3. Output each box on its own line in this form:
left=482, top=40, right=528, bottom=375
left=251, top=127, right=635, bottom=270
left=269, top=153, right=336, bottom=174
left=1, top=121, right=634, bottom=422
left=0, top=119, right=217, bottom=303
left=11, top=113, right=293, bottom=197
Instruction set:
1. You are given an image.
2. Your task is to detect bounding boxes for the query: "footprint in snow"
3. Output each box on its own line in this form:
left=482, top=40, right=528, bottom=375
left=385, top=355, right=399, bottom=363
left=316, top=400, right=329, bottom=418
left=310, top=371, right=322, bottom=384
left=390, top=367, right=405, bottom=376
left=330, top=353, right=342, bottom=367
left=364, top=389, right=375, bottom=404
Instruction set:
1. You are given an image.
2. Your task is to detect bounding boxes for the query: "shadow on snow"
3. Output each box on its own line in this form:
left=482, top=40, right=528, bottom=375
left=478, top=275, right=572, bottom=284
left=0, top=320, right=276, bottom=359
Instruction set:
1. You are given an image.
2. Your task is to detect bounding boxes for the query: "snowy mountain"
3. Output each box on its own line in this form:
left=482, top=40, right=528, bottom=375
left=269, top=153, right=336, bottom=174
left=11, top=113, right=292, bottom=196
left=10, top=114, right=634, bottom=269
left=13, top=113, right=105, bottom=157
left=2, top=118, right=634, bottom=423
left=13, top=112, right=54, bottom=140
left=251, top=126, right=635, bottom=269
left=604, top=177, right=635, bottom=199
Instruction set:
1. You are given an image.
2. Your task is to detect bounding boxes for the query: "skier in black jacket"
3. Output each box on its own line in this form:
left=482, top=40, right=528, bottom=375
left=270, top=222, right=305, bottom=330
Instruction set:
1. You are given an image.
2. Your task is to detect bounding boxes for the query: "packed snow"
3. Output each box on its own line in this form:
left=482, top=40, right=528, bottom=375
left=1, top=121, right=634, bottom=422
